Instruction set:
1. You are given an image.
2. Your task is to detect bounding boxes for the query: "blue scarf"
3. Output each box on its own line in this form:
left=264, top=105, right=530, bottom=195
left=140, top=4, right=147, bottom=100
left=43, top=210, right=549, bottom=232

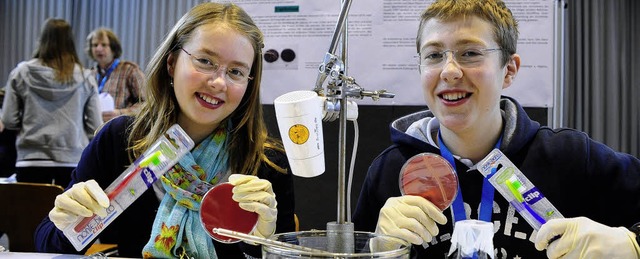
left=142, top=125, right=229, bottom=258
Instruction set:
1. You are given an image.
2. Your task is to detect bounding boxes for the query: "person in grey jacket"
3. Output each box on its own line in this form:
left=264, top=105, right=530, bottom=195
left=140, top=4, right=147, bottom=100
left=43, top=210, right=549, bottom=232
left=1, top=18, right=102, bottom=188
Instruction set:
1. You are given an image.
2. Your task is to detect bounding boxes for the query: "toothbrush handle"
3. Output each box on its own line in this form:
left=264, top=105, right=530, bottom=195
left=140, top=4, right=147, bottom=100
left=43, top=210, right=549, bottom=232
left=523, top=202, right=546, bottom=225
left=73, top=167, right=142, bottom=233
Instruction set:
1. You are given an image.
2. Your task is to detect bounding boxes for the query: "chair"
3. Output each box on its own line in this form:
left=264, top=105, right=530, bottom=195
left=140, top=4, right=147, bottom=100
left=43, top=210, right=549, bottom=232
left=0, top=182, right=63, bottom=252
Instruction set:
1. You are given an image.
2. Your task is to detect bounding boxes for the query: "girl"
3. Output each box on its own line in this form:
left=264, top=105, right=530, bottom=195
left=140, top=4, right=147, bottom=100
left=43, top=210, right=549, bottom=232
left=35, top=3, right=295, bottom=258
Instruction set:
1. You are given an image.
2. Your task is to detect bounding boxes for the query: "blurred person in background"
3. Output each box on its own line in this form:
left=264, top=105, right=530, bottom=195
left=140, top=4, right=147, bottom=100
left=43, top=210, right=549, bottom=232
left=1, top=18, right=102, bottom=188
left=86, top=28, right=145, bottom=122
left=0, top=95, right=17, bottom=179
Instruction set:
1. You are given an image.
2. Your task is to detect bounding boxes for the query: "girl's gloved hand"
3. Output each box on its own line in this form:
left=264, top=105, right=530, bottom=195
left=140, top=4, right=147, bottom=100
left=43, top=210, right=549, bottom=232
left=229, top=174, right=277, bottom=239
left=49, top=180, right=109, bottom=230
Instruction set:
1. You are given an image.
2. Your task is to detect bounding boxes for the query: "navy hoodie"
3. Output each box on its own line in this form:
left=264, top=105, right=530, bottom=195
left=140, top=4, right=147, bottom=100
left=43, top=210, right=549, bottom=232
left=354, top=96, right=640, bottom=258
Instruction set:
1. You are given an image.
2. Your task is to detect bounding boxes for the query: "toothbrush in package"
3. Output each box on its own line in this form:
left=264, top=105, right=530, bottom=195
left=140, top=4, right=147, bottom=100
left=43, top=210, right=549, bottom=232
left=63, top=124, right=195, bottom=251
left=477, top=149, right=563, bottom=230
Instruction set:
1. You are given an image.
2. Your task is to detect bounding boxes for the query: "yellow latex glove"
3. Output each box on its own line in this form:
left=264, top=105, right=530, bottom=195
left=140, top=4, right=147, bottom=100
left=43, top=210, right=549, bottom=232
left=229, top=174, right=277, bottom=239
left=535, top=217, right=640, bottom=259
left=375, top=195, right=447, bottom=246
left=48, top=180, right=109, bottom=230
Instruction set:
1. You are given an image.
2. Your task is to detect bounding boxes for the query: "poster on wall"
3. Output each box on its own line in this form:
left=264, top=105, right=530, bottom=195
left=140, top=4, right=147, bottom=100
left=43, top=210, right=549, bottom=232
left=226, top=0, right=555, bottom=107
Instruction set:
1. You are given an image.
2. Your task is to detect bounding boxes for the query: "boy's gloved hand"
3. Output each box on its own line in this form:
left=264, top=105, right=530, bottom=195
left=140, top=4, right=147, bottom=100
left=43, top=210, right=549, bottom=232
left=229, top=174, right=277, bottom=239
left=375, top=195, right=447, bottom=246
left=49, top=180, right=109, bottom=230
left=535, top=216, right=640, bottom=259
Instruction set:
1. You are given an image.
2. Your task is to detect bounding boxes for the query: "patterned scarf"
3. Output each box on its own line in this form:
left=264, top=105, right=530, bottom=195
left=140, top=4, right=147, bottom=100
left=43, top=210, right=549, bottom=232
left=142, top=125, right=229, bottom=258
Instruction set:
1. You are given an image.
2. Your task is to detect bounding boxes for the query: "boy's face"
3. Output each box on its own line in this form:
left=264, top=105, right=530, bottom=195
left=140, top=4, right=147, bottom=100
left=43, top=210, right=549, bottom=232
left=418, top=16, right=519, bottom=135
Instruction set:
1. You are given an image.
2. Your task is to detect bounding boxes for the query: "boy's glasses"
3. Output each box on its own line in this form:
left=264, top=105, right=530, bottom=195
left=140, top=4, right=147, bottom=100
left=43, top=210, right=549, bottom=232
left=180, top=48, right=253, bottom=85
left=419, top=48, right=501, bottom=71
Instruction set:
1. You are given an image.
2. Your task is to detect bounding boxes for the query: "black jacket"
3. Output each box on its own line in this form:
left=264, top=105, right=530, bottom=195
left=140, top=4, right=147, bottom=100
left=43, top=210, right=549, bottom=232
left=35, top=116, right=295, bottom=258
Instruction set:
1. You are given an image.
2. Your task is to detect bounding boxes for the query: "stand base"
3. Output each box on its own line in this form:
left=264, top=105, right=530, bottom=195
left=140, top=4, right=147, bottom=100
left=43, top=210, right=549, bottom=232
left=326, top=221, right=354, bottom=253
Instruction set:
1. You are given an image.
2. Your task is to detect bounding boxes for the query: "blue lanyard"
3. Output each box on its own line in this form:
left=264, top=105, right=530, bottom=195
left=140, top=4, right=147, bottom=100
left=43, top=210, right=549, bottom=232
left=96, top=59, right=120, bottom=93
left=438, top=131, right=502, bottom=223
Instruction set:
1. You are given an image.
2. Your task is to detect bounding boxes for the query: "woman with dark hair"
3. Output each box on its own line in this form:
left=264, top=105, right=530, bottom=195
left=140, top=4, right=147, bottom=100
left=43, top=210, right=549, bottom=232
left=1, top=18, right=102, bottom=187
left=35, top=3, right=295, bottom=258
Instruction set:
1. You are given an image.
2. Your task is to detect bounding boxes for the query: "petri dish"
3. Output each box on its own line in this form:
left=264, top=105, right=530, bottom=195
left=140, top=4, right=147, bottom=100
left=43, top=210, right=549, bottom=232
left=264, top=49, right=279, bottom=63
left=200, top=182, right=259, bottom=243
left=281, top=48, right=296, bottom=62
left=398, top=153, right=458, bottom=211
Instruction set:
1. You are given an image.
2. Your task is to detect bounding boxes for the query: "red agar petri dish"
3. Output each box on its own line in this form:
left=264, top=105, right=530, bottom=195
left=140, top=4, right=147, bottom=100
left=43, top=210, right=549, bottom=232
left=200, top=182, right=259, bottom=243
left=399, top=153, right=458, bottom=211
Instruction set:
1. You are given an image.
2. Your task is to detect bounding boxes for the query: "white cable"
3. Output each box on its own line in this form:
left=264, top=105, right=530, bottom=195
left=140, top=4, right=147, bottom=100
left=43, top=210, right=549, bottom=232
left=346, top=119, right=359, bottom=222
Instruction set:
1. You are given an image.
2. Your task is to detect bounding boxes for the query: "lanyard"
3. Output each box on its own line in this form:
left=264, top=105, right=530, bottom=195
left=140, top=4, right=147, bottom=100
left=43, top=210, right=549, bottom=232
left=96, top=59, right=120, bottom=93
left=438, top=131, right=502, bottom=223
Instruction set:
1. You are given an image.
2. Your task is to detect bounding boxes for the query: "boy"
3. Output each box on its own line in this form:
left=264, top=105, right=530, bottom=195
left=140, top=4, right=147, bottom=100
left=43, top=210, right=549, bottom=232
left=353, top=0, right=640, bottom=258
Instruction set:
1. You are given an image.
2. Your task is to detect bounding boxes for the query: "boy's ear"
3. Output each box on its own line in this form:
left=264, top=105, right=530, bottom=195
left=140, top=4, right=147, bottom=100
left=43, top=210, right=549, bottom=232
left=503, top=54, right=521, bottom=89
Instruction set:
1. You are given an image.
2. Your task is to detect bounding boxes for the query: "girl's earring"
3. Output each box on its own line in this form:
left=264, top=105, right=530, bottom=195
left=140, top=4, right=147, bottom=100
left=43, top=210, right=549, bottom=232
left=170, top=78, right=174, bottom=87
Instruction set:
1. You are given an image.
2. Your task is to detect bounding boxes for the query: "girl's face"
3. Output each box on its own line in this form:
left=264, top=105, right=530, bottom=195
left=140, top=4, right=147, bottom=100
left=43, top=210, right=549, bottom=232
left=168, top=24, right=254, bottom=142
